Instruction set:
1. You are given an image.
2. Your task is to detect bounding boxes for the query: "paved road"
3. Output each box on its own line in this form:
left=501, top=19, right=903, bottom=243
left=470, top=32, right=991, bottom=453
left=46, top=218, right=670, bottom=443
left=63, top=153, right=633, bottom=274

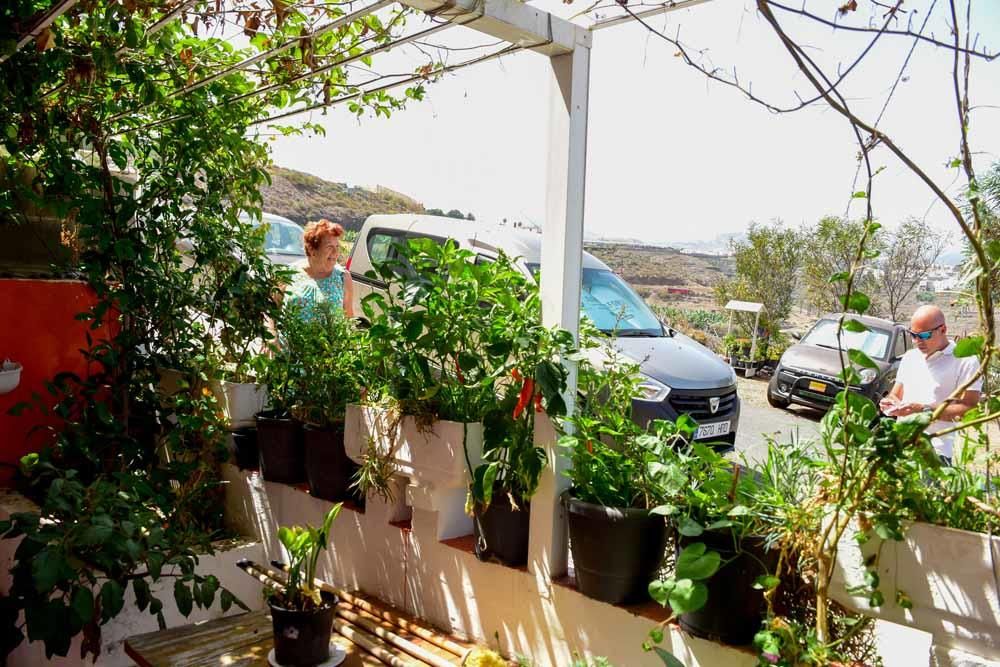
left=731, top=374, right=824, bottom=465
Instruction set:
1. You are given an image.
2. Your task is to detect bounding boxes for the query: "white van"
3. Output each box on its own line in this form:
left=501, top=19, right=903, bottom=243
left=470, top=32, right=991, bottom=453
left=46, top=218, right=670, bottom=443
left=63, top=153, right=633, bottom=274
left=346, top=214, right=741, bottom=445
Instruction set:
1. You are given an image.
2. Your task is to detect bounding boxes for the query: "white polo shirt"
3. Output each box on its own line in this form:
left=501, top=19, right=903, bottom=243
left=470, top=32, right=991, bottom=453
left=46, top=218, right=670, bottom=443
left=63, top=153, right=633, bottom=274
left=896, top=340, right=983, bottom=458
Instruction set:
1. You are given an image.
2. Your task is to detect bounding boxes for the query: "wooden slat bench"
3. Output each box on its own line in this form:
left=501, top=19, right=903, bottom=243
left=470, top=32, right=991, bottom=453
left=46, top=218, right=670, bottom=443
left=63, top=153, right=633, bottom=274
left=125, top=589, right=471, bottom=667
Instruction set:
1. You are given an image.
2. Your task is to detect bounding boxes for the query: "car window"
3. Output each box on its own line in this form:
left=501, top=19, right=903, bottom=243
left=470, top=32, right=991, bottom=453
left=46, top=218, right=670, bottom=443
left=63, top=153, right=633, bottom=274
left=893, top=331, right=907, bottom=359
left=367, top=231, right=402, bottom=269
left=263, top=221, right=305, bottom=256
left=802, top=319, right=891, bottom=360
left=581, top=268, right=662, bottom=335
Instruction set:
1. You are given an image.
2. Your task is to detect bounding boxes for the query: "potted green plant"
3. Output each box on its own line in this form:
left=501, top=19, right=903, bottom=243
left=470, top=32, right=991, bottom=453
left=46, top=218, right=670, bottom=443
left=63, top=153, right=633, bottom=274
left=557, top=333, right=672, bottom=605
left=348, top=240, right=533, bottom=539
left=256, top=310, right=306, bottom=484
left=646, top=435, right=795, bottom=645
left=468, top=290, right=575, bottom=566
left=288, top=303, right=369, bottom=503
left=268, top=504, right=343, bottom=666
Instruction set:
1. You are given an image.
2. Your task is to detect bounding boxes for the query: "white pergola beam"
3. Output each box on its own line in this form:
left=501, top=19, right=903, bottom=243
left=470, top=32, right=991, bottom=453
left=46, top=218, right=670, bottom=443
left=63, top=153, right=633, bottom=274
left=0, top=0, right=78, bottom=65
left=589, top=0, right=716, bottom=31
left=398, top=0, right=591, bottom=55
left=529, top=44, right=591, bottom=578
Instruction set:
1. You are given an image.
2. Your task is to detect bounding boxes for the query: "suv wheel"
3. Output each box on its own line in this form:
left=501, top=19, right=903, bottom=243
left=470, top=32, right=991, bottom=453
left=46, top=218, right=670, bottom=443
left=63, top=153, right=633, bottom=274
left=767, top=377, right=790, bottom=409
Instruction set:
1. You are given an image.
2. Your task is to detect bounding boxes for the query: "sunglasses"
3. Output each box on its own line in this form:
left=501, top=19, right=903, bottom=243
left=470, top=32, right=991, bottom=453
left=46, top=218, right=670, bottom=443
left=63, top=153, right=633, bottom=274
left=909, top=324, right=943, bottom=340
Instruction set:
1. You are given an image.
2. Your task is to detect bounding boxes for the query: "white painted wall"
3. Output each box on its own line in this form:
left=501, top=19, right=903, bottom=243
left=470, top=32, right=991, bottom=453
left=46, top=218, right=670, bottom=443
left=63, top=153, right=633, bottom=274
left=222, top=460, right=756, bottom=667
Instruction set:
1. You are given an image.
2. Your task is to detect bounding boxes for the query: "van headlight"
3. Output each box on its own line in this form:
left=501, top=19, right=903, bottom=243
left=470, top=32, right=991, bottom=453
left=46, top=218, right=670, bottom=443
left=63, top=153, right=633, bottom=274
left=859, top=368, right=878, bottom=384
left=637, top=375, right=671, bottom=402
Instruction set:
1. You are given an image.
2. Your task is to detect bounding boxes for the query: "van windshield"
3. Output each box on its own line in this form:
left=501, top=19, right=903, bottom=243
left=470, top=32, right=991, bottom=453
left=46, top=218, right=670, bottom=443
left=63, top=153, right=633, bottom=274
left=520, top=264, right=663, bottom=336
left=802, top=319, right=891, bottom=360
left=264, top=220, right=305, bottom=256
left=581, top=269, right=663, bottom=335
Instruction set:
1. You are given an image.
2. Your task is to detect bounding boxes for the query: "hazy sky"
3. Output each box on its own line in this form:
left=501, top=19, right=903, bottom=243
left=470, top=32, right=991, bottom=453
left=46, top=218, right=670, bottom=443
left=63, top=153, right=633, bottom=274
left=268, top=0, right=1000, bottom=245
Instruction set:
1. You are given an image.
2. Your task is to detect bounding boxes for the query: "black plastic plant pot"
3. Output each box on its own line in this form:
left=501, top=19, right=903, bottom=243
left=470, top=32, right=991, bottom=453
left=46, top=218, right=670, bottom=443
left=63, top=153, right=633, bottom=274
left=269, top=592, right=338, bottom=666
left=231, top=427, right=259, bottom=470
left=256, top=410, right=305, bottom=484
left=563, top=492, right=668, bottom=605
left=303, top=422, right=356, bottom=502
left=677, top=529, right=778, bottom=646
left=473, top=491, right=531, bottom=567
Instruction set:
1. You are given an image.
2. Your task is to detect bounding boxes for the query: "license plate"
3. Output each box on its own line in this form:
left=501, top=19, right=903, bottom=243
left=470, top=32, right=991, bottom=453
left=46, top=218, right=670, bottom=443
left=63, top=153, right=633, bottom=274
left=808, top=380, right=827, bottom=393
left=695, top=421, right=731, bottom=440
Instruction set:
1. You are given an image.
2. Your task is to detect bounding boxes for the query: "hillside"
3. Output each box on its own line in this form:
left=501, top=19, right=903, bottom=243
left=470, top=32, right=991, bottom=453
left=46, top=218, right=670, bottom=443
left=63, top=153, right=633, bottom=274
left=585, top=242, right=734, bottom=310
left=261, top=166, right=425, bottom=230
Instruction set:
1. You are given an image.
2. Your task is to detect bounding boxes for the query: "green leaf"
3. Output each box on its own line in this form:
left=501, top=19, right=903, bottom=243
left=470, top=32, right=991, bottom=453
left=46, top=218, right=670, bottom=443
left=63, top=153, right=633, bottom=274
left=954, top=336, right=983, bottom=358
left=842, top=318, right=868, bottom=333
left=220, top=589, right=234, bottom=613
left=100, top=580, right=125, bottom=623
left=828, top=271, right=850, bottom=284
left=895, top=589, right=913, bottom=610
left=31, top=550, right=71, bottom=593
left=668, top=579, right=708, bottom=615
left=134, top=579, right=151, bottom=612
left=852, top=191, right=868, bottom=199
left=848, top=348, right=878, bottom=370
left=174, top=580, right=193, bottom=617
left=676, top=516, right=703, bottom=537
left=842, top=291, right=871, bottom=314
left=79, top=524, right=113, bottom=547
left=675, top=543, right=721, bottom=581
left=648, top=579, right=674, bottom=607
left=752, top=575, right=780, bottom=591
left=650, top=504, right=678, bottom=517
left=653, top=647, right=686, bottom=667
left=70, top=587, right=94, bottom=626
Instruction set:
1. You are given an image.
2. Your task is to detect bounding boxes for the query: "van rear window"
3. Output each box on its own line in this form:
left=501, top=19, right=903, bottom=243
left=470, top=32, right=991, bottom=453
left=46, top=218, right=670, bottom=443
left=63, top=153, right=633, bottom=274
left=367, top=231, right=400, bottom=268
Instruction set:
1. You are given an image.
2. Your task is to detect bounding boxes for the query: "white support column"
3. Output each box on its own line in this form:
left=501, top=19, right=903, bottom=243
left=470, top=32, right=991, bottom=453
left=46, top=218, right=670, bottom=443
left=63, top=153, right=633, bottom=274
left=529, top=39, right=591, bottom=580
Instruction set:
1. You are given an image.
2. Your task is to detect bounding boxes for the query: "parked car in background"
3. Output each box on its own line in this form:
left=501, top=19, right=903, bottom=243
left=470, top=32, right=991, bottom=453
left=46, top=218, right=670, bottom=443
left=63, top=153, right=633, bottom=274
left=255, top=212, right=306, bottom=266
left=767, top=314, right=910, bottom=411
left=347, top=214, right=741, bottom=446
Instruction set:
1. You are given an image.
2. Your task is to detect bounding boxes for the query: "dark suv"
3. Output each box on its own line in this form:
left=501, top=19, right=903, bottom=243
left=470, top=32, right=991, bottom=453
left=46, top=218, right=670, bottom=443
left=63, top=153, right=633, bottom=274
left=767, top=314, right=911, bottom=411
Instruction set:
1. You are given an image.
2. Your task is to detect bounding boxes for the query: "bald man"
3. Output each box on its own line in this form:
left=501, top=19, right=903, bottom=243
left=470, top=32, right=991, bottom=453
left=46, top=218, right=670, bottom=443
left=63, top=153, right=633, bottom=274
left=879, top=305, right=982, bottom=462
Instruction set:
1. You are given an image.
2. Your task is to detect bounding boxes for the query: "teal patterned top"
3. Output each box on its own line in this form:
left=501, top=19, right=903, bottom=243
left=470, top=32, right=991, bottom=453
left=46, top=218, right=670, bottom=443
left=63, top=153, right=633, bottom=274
left=285, top=265, right=345, bottom=321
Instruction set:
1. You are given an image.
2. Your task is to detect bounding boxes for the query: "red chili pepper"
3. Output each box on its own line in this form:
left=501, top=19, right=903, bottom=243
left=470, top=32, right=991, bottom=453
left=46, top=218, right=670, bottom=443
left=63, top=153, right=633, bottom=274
left=454, top=357, right=464, bottom=384
left=513, top=378, right=534, bottom=419
left=511, top=368, right=522, bottom=382
left=586, top=440, right=593, bottom=454
left=533, top=392, right=543, bottom=413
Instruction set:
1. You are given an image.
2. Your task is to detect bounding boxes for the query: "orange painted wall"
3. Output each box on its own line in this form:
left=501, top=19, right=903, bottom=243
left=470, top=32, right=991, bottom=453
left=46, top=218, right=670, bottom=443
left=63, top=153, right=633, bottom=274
left=0, top=279, right=114, bottom=486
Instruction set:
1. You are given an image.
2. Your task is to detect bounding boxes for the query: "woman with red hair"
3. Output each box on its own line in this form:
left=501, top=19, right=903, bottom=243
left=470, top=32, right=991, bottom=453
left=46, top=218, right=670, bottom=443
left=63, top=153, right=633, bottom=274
left=285, top=219, right=354, bottom=319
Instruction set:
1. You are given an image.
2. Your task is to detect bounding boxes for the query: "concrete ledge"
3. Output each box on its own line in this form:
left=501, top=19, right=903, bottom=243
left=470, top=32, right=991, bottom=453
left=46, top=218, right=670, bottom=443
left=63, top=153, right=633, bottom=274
left=222, top=463, right=756, bottom=666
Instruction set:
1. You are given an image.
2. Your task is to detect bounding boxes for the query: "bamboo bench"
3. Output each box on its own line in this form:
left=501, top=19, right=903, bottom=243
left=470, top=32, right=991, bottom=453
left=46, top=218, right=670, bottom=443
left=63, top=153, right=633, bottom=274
left=125, top=564, right=472, bottom=667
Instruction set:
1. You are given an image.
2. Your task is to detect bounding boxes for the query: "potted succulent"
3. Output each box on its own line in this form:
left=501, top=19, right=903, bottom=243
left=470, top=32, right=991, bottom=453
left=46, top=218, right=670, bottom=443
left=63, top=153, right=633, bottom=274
left=268, top=504, right=343, bottom=666
left=557, top=335, right=672, bottom=605
left=288, top=303, right=369, bottom=503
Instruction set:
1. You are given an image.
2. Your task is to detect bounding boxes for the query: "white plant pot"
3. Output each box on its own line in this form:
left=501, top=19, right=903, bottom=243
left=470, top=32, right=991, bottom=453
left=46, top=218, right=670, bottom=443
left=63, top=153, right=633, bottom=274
left=831, top=520, right=1000, bottom=662
left=0, top=360, right=22, bottom=395
left=344, top=403, right=483, bottom=539
left=211, top=380, right=268, bottom=429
